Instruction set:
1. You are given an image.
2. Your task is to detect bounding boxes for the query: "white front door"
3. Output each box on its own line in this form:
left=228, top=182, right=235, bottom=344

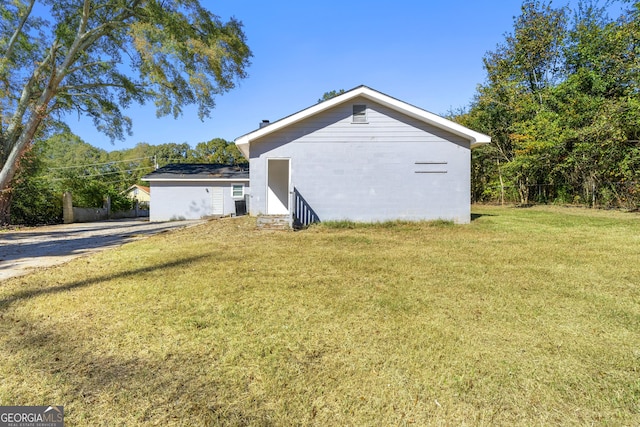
left=267, top=159, right=290, bottom=214
left=212, top=186, right=224, bottom=215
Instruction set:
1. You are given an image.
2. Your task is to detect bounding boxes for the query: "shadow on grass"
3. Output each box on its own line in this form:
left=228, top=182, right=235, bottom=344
left=1, top=309, right=274, bottom=425
left=471, top=213, right=495, bottom=221
left=0, top=251, right=276, bottom=425
left=0, top=254, right=211, bottom=311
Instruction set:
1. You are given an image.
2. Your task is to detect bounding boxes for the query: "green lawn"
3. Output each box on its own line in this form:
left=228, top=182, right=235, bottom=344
left=1, top=206, right=639, bottom=425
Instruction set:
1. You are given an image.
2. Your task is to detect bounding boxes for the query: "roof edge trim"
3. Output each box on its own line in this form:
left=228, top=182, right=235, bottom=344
left=143, top=178, right=250, bottom=182
left=234, top=85, right=491, bottom=157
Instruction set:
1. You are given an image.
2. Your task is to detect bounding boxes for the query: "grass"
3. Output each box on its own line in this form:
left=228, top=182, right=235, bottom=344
left=0, top=205, right=639, bottom=425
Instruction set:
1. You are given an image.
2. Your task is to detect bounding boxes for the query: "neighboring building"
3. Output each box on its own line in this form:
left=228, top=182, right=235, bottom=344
left=123, top=184, right=151, bottom=206
left=234, top=85, right=491, bottom=225
left=143, top=164, right=249, bottom=221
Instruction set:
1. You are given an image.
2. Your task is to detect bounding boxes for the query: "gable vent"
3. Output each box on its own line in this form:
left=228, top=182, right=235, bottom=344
left=352, top=104, right=367, bottom=123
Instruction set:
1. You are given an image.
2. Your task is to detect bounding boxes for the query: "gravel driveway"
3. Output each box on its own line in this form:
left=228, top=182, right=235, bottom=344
left=0, top=219, right=203, bottom=281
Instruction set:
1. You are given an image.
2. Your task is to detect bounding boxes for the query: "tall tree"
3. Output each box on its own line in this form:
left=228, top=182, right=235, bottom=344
left=470, top=1, right=568, bottom=204
left=193, top=137, right=247, bottom=165
left=466, top=0, right=640, bottom=208
left=553, top=1, right=640, bottom=206
left=0, top=0, right=252, bottom=222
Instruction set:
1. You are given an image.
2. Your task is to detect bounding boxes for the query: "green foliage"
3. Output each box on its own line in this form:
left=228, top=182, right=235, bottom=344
left=8, top=131, right=246, bottom=224
left=317, top=89, right=346, bottom=103
left=9, top=176, right=62, bottom=225
left=467, top=0, right=640, bottom=208
left=147, top=142, right=193, bottom=166
left=193, top=138, right=247, bottom=165
left=0, top=0, right=252, bottom=206
left=9, top=145, right=62, bottom=225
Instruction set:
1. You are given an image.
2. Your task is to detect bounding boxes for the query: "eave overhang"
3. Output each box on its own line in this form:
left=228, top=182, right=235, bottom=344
left=233, top=85, right=491, bottom=159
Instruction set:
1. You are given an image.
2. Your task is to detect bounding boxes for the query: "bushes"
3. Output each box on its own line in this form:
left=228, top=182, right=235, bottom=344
left=9, top=178, right=62, bottom=225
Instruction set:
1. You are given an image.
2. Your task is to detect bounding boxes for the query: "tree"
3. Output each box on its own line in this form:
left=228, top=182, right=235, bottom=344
left=0, top=0, right=252, bottom=223
left=9, top=132, right=112, bottom=224
left=193, top=137, right=247, bottom=165
left=466, top=0, right=640, bottom=208
left=466, top=0, right=568, bottom=204
left=148, top=142, right=194, bottom=166
left=318, top=89, right=345, bottom=103
left=553, top=1, right=640, bottom=206
left=8, top=142, right=62, bottom=225
left=474, top=1, right=568, bottom=203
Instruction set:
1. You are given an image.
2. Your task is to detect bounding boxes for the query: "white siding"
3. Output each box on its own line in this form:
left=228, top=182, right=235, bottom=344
left=249, top=97, right=472, bottom=223
left=149, top=181, right=248, bottom=221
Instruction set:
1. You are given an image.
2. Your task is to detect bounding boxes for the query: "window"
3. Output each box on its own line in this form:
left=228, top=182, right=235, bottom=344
left=352, top=104, right=367, bottom=123
left=232, top=184, right=244, bottom=198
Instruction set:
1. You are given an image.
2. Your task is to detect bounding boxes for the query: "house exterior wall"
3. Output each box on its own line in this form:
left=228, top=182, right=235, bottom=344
left=149, top=181, right=249, bottom=221
left=128, top=188, right=150, bottom=203
left=248, top=97, right=472, bottom=223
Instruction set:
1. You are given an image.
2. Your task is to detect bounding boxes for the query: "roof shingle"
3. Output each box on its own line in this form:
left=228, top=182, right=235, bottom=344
left=143, top=163, right=249, bottom=181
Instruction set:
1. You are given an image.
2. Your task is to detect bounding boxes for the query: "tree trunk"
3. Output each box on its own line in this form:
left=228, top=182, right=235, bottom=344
left=0, top=189, right=12, bottom=225
left=0, top=100, right=49, bottom=194
left=518, top=176, right=529, bottom=205
left=497, top=158, right=505, bottom=206
left=0, top=129, right=38, bottom=226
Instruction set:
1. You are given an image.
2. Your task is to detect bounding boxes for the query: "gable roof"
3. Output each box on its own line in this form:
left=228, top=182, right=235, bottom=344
left=123, top=184, right=150, bottom=195
left=234, top=85, right=491, bottom=158
left=142, top=163, right=249, bottom=182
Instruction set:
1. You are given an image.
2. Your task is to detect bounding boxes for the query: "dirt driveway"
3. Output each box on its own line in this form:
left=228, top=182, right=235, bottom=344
left=0, top=219, right=203, bottom=281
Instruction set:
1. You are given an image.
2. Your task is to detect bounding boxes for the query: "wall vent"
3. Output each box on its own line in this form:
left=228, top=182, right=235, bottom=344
left=352, top=105, right=367, bottom=123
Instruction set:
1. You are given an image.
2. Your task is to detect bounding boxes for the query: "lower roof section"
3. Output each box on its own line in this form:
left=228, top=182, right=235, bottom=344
left=143, top=163, right=249, bottom=182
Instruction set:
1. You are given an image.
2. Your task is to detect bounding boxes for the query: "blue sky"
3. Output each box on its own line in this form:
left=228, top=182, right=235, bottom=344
left=62, top=1, right=615, bottom=152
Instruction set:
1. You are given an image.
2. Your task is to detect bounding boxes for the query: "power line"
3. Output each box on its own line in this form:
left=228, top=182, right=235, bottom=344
left=47, top=156, right=153, bottom=171
left=46, top=165, right=155, bottom=180
left=78, top=166, right=154, bottom=178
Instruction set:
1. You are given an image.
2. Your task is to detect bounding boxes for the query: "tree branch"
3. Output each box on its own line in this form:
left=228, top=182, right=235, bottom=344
left=3, top=0, right=36, bottom=62
left=65, top=60, right=117, bottom=76
left=78, top=0, right=91, bottom=39
left=58, top=82, right=142, bottom=93
left=3, top=41, right=58, bottom=155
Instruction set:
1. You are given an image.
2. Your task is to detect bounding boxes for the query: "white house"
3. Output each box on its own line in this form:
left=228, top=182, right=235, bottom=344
left=143, top=163, right=249, bottom=221
left=234, top=85, right=490, bottom=225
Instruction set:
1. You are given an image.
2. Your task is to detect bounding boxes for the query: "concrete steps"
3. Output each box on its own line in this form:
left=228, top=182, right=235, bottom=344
left=256, top=215, right=291, bottom=230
